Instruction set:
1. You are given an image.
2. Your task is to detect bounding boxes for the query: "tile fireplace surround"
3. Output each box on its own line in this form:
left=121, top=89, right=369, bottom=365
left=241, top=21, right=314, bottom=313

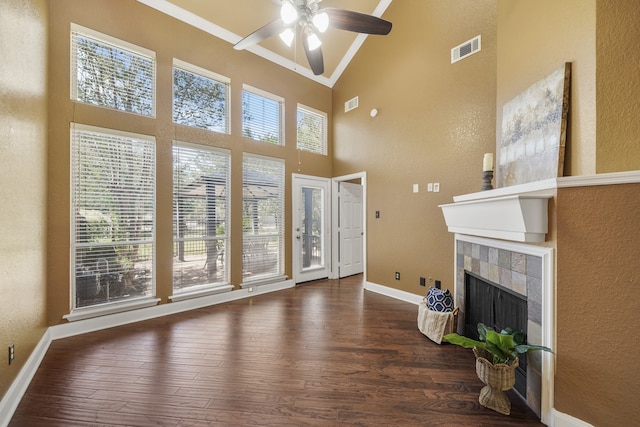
left=440, top=179, right=556, bottom=423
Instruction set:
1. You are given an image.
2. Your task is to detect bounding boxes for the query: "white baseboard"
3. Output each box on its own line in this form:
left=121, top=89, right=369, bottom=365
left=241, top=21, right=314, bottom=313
left=0, top=329, right=52, bottom=427
left=551, top=409, right=594, bottom=427
left=364, top=281, right=424, bottom=305
left=0, top=279, right=294, bottom=427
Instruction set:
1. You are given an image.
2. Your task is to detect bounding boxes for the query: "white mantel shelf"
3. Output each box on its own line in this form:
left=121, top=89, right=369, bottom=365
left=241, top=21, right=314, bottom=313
left=440, top=193, right=552, bottom=242
left=439, top=170, right=640, bottom=243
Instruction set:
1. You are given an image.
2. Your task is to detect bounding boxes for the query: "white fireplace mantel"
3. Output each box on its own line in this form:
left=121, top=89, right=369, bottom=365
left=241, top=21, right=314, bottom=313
left=439, top=180, right=555, bottom=243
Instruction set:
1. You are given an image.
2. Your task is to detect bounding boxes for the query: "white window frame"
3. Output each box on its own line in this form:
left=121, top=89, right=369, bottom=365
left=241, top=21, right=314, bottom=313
left=71, top=23, right=156, bottom=117
left=171, top=141, right=232, bottom=300
left=241, top=154, right=286, bottom=286
left=241, top=84, right=285, bottom=145
left=67, top=123, right=158, bottom=321
left=172, top=59, right=231, bottom=134
left=296, top=103, right=328, bottom=155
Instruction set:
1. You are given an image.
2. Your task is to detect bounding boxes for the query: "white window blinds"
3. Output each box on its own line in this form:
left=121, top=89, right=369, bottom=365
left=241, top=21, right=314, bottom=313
left=173, top=142, right=230, bottom=292
left=71, top=24, right=156, bottom=117
left=242, top=85, right=284, bottom=145
left=242, top=154, right=285, bottom=281
left=71, top=124, right=155, bottom=309
left=173, top=59, right=230, bottom=134
left=297, top=104, right=328, bottom=155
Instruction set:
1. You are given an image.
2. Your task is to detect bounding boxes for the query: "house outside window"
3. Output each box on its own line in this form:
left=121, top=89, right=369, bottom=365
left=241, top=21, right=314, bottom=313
left=242, top=154, right=285, bottom=282
left=71, top=124, right=155, bottom=309
left=173, top=142, right=230, bottom=293
left=297, top=104, right=328, bottom=155
left=173, top=59, right=230, bottom=134
left=71, top=23, right=155, bottom=117
left=242, top=84, right=284, bottom=145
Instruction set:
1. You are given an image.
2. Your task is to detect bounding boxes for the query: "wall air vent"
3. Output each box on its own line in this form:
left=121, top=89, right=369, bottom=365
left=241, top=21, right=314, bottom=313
left=451, top=35, right=481, bottom=64
left=345, top=96, right=359, bottom=113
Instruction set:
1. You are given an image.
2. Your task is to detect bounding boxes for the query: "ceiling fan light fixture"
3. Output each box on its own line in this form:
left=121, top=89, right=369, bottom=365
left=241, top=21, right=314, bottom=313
left=279, top=28, right=295, bottom=47
left=280, top=1, right=298, bottom=25
left=306, top=30, right=322, bottom=51
left=312, top=12, right=329, bottom=33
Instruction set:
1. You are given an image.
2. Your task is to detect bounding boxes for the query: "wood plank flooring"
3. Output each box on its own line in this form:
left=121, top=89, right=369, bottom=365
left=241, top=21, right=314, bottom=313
left=10, top=275, right=543, bottom=426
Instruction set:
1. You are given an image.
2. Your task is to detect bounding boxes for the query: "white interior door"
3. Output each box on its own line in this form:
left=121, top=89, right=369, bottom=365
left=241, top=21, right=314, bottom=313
left=292, top=174, right=330, bottom=284
left=338, top=181, right=363, bottom=278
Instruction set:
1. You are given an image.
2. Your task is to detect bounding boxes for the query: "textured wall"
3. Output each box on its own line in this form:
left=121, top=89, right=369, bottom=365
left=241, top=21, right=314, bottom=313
left=556, top=184, right=640, bottom=426
left=332, top=0, right=498, bottom=296
left=0, top=0, right=49, bottom=399
left=47, top=0, right=333, bottom=325
left=596, top=0, right=640, bottom=173
left=497, top=0, right=596, bottom=177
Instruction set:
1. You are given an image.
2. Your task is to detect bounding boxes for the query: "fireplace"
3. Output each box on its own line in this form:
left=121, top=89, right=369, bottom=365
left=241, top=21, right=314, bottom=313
left=464, top=272, right=528, bottom=397
left=453, top=235, right=552, bottom=418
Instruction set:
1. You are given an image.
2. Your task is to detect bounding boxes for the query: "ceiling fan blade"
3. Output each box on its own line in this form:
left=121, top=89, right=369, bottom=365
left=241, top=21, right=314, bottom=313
left=234, top=18, right=285, bottom=50
left=303, top=36, right=324, bottom=76
left=324, top=8, right=392, bottom=35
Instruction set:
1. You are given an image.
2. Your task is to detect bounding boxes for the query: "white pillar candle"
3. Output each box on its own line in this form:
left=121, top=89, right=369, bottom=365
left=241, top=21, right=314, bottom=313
left=483, top=153, right=494, bottom=172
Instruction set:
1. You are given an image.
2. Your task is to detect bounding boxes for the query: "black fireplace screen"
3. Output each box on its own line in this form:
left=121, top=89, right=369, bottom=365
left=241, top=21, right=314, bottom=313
left=465, top=272, right=528, bottom=397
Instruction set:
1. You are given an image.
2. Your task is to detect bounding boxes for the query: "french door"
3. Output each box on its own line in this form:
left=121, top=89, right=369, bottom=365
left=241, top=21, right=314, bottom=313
left=292, top=174, right=330, bottom=284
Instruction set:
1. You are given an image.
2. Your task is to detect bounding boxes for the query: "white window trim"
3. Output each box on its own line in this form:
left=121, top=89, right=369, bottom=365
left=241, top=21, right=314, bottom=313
left=172, top=60, right=231, bottom=134
left=173, top=58, right=230, bottom=84
left=70, top=23, right=156, bottom=117
left=172, top=140, right=232, bottom=293
left=69, top=123, right=157, bottom=317
left=242, top=84, right=285, bottom=145
left=297, top=102, right=328, bottom=155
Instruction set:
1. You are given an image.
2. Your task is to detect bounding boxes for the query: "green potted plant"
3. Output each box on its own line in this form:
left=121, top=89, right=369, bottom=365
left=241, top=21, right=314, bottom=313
left=444, top=323, right=553, bottom=415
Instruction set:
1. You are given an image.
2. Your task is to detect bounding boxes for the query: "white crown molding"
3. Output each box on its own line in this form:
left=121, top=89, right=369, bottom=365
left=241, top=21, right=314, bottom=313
left=137, top=0, right=393, bottom=88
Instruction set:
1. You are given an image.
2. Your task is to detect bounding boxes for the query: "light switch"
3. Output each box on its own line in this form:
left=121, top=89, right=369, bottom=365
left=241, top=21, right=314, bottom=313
left=433, top=183, right=440, bottom=192
left=427, top=183, right=433, bottom=192
left=412, top=183, right=419, bottom=193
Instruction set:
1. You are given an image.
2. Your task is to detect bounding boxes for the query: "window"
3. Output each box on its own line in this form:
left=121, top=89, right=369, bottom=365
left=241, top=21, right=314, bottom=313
left=242, top=154, right=285, bottom=282
left=173, top=59, right=230, bottom=133
left=71, top=24, right=155, bottom=116
left=173, top=142, right=230, bottom=293
left=297, top=104, right=328, bottom=155
left=242, top=85, right=284, bottom=145
left=71, top=124, right=155, bottom=309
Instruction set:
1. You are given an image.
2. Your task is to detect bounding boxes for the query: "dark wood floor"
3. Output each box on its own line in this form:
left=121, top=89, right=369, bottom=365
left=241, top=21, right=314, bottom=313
left=10, top=275, right=543, bottom=426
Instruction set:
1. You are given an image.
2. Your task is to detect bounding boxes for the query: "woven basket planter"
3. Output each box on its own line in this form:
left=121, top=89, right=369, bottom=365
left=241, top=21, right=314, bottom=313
left=473, top=347, right=519, bottom=415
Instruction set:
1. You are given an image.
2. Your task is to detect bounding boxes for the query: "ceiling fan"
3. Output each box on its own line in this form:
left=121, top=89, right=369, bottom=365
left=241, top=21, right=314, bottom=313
left=233, top=0, right=392, bottom=76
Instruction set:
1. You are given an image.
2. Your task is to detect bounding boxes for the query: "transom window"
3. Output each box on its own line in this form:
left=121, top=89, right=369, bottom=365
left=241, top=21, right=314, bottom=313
left=173, top=59, right=230, bottom=133
left=71, top=124, right=155, bottom=309
left=242, top=154, right=285, bottom=282
left=297, top=104, right=328, bottom=155
left=242, top=84, right=284, bottom=145
left=71, top=23, right=155, bottom=117
left=173, top=142, right=230, bottom=293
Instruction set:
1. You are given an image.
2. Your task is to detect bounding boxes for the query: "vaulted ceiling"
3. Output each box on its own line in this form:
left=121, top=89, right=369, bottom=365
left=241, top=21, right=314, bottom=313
left=137, top=0, right=393, bottom=87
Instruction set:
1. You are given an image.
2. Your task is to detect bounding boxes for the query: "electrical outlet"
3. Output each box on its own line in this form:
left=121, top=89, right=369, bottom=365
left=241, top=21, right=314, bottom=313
left=420, top=277, right=426, bottom=286
left=395, top=272, right=400, bottom=280
left=375, top=210, right=380, bottom=218
left=8, top=344, right=14, bottom=365
left=427, top=183, right=433, bottom=192
left=433, top=183, right=440, bottom=192
left=435, top=280, right=441, bottom=289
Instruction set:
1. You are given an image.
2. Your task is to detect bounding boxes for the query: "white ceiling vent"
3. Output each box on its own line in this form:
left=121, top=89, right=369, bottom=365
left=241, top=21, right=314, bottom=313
left=345, top=96, right=359, bottom=113
left=451, top=35, right=481, bottom=64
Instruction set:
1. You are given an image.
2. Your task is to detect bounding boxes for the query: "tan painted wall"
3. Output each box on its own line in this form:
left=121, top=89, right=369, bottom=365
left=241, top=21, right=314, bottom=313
left=497, top=0, right=596, bottom=177
left=47, top=0, right=333, bottom=325
left=0, top=0, right=49, bottom=399
left=596, top=0, right=640, bottom=173
left=332, top=0, right=498, bottom=295
left=556, top=184, right=640, bottom=426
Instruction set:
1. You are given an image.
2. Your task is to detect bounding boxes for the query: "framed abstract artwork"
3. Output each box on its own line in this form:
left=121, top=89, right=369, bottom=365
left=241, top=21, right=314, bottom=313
left=497, top=63, right=571, bottom=188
